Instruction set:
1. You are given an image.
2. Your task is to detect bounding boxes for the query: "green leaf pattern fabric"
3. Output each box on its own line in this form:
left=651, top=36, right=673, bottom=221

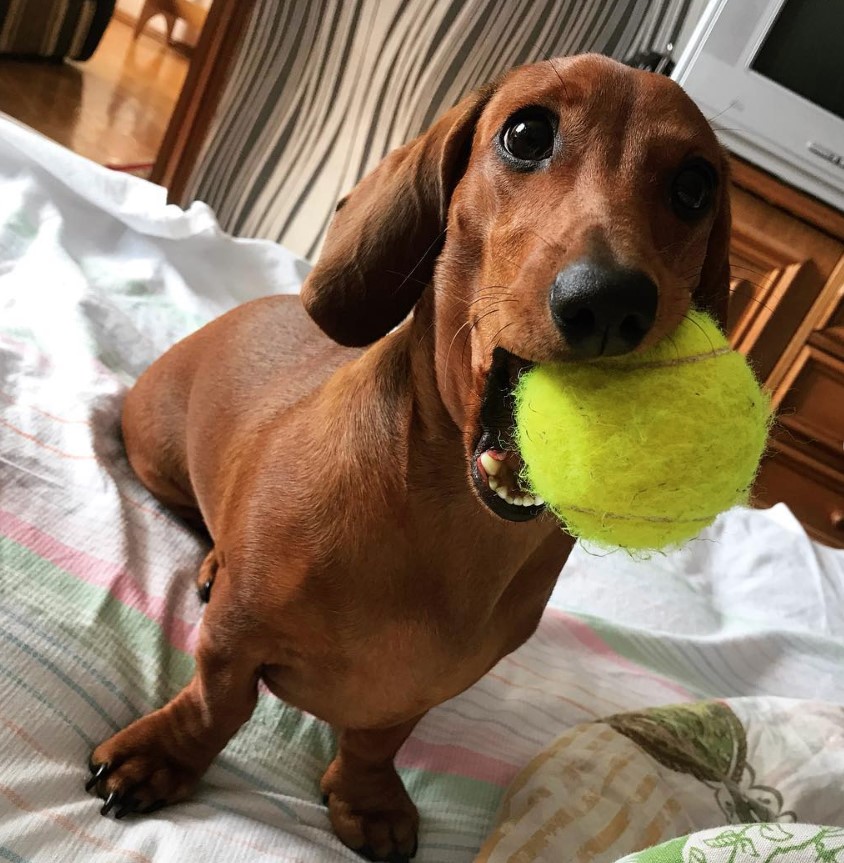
left=617, top=825, right=844, bottom=863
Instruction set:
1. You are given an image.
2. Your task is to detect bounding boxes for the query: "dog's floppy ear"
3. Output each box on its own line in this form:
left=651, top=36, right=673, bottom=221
left=301, top=88, right=492, bottom=347
left=693, top=155, right=733, bottom=330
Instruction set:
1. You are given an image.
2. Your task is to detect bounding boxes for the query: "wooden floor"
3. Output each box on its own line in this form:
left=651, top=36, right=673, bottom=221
left=0, top=17, right=189, bottom=168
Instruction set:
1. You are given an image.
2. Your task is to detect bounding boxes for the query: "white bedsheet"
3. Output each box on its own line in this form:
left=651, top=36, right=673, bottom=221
left=2, top=115, right=844, bottom=863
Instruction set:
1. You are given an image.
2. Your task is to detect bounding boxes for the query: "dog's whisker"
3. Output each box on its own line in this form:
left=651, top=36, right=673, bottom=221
left=462, top=307, right=501, bottom=384
left=524, top=228, right=566, bottom=256
left=536, top=47, right=567, bottom=99
left=666, top=332, right=681, bottom=361
left=497, top=249, right=545, bottom=272
left=728, top=277, right=775, bottom=290
left=489, top=322, right=516, bottom=353
left=677, top=277, right=777, bottom=317
left=728, top=280, right=775, bottom=294
left=469, top=307, right=503, bottom=332
left=474, top=296, right=516, bottom=315
left=727, top=287, right=777, bottom=315
left=384, top=268, right=431, bottom=290
left=389, top=227, right=448, bottom=298
left=442, top=320, right=474, bottom=395
left=705, top=105, right=733, bottom=124
left=465, top=285, right=516, bottom=308
left=414, top=287, right=516, bottom=347
left=655, top=237, right=695, bottom=256
left=685, top=262, right=772, bottom=280
left=728, top=264, right=771, bottom=276
left=436, top=282, right=509, bottom=306
left=682, top=312, right=716, bottom=351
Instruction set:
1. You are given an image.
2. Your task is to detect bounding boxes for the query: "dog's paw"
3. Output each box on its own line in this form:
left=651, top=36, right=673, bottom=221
left=358, top=820, right=418, bottom=863
left=86, top=726, right=202, bottom=818
left=322, top=782, right=419, bottom=861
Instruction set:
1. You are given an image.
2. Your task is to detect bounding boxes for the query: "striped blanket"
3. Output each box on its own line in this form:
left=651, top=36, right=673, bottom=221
left=3, top=118, right=844, bottom=863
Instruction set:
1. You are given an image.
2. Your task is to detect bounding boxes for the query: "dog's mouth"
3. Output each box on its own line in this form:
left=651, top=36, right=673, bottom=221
left=471, top=347, right=546, bottom=522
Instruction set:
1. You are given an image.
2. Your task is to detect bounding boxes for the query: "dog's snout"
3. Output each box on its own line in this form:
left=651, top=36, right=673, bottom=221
left=549, top=261, right=658, bottom=358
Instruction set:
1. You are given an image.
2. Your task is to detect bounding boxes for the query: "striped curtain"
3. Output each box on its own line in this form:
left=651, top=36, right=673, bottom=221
left=183, top=0, right=692, bottom=261
left=0, top=0, right=114, bottom=59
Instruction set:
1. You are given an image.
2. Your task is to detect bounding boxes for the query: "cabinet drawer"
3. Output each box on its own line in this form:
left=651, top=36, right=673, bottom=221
left=726, top=183, right=843, bottom=389
left=779, top=346, right=844, bottom=457
left=754, top=444, right=844, bottom=548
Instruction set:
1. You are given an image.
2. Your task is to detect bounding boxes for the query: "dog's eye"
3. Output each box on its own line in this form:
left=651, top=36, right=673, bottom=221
left=500, top=109, right=555, bottom=164
left=671, top=161, right=716, bottom=219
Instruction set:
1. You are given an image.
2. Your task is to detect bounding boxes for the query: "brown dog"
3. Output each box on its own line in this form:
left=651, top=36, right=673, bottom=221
left=85, top=55, right=731, bottom=860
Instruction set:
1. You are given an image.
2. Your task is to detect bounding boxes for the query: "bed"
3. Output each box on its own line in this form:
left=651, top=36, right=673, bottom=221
left=2, top=116, right=844, bottom=863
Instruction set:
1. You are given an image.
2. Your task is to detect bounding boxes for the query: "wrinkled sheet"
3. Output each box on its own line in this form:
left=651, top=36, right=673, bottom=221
left=2, top=116, right=844, bottom=863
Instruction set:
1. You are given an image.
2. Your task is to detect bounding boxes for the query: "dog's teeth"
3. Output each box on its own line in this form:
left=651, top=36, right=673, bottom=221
left=480, top=451, right=501, bottom=476
left=533, top=495, right=544, bottom=506
left=482, top=455, right=541, bottom=509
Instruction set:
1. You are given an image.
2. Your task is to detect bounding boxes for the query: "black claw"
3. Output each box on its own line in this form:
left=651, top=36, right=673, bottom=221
left=356, top=843, right=410, bottom=862
left=85, top=762, right=109, bottom=792
left=100, top=791, right=119, bottom=816
left=321, top=793, right=329, bottom=806
left=197, top=579, right=213, bottom=603
left=410, top=837, right=419, bottom=859
left=141, top=799, right=167, bottom=815
left=115, top=797, right=138, bottom=820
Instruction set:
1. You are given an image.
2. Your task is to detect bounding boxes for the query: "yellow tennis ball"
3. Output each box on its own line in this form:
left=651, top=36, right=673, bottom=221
left=513, top=312, right=771, bottom=552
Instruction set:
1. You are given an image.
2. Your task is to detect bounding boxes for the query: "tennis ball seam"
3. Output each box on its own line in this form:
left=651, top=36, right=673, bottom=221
left=599, top=345, right=732, bottom=372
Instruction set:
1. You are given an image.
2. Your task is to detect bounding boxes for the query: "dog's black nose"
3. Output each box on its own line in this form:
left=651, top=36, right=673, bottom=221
left=549, top=261, right=658, bottom=358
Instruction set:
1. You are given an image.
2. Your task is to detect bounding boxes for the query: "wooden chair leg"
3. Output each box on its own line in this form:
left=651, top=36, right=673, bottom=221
left=133, top=0, right=179, bottom=42
left=163, top=12, right=177, bottom=43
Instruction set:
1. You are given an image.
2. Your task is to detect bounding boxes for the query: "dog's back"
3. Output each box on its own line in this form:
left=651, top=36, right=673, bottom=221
left=122, top=295, right=359, bottom=531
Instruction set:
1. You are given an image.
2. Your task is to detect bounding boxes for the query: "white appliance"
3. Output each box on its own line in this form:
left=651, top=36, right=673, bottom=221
left=672, top=0, right=844, bottom=211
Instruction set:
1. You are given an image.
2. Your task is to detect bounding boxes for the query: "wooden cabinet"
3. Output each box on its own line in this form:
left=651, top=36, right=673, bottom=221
left=727, top=158, right=844, bottom=547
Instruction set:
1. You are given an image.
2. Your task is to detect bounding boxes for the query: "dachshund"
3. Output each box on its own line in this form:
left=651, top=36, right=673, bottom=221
left=85, top=54, right=732, bottom=861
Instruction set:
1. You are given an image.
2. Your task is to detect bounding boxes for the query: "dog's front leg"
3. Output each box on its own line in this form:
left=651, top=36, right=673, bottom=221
left=322, top=717, right=422, bottom=862
left=85, top=576, right=261, bottom=818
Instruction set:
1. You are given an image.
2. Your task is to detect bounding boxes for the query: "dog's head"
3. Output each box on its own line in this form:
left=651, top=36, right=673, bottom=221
left=302, top=54, right=732, bottom=522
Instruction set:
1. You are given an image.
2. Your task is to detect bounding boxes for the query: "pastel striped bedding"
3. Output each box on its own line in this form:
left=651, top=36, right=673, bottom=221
left=3, top=117, right=844, bottom=863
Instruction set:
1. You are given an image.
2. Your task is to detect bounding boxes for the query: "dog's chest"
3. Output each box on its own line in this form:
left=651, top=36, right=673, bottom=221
left=261, top=614, right=526, bottom=729
left=260, top=527, right=567, bottom=729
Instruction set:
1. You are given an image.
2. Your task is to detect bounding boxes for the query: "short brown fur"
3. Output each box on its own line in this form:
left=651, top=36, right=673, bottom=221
left=88, top=56, right=731, bottom=860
